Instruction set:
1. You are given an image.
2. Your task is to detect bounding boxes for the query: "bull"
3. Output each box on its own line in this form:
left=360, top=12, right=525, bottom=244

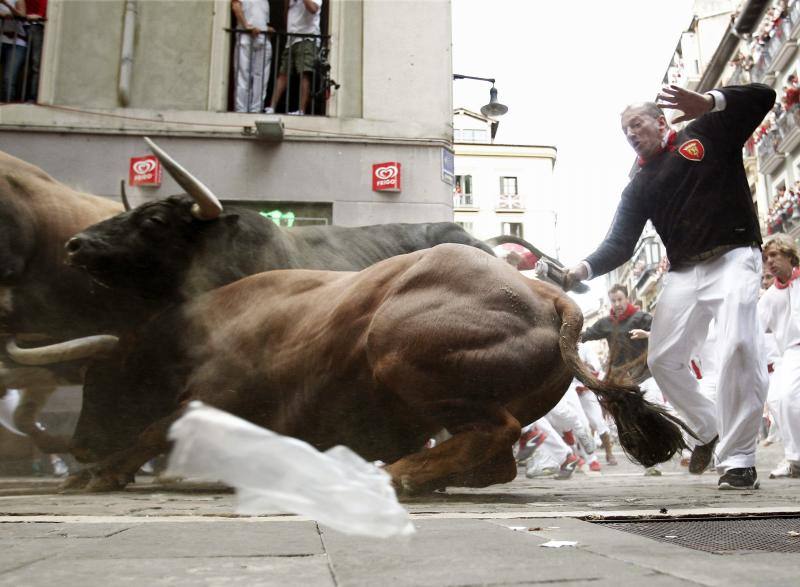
left=65, top=138, right=496, bottom=303
left=67, top=244, right=687, bottom=493
left=0, top=151, right=140, bottom=452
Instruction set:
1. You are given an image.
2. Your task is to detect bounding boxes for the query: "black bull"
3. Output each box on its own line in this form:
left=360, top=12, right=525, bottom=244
left=67, top=245, right=689, bottom=493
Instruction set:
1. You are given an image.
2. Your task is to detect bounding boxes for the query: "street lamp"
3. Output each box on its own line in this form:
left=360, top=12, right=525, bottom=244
left=452, top=74, right=509, bottom=118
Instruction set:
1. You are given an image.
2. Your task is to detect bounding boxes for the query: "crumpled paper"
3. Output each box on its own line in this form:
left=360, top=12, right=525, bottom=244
left=166, top=402, right=415, bottom=538
left=540, top=540, right=578, bottom=548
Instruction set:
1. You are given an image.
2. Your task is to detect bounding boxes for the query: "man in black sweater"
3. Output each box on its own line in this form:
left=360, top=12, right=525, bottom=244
left=565, top=83, right=774, bottom=490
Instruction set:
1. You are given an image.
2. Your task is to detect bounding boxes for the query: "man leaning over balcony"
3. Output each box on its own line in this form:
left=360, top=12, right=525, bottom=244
left=563, top=83, right=776, bottom=490
left=232, top=0, right=274, bottom=113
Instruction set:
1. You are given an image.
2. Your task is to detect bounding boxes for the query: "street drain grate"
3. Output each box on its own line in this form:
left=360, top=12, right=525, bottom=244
left=594, top=516, right=800, bottom=554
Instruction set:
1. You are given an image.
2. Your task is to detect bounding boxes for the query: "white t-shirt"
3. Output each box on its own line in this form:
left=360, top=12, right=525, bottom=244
left=287, top=0, right=322, bottom=46
left=240, top=0, right=269, bottom=31
left=758, top=280, right=800, bottom=354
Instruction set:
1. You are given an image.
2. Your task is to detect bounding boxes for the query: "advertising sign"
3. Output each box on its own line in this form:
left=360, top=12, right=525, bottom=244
left=129, top=155, right=162, bottom=187
left=372, top=162, right=401, bottom=192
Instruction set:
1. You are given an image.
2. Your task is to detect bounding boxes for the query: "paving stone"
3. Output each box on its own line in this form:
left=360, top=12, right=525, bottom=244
left=0, top=555, right=334, bottom=586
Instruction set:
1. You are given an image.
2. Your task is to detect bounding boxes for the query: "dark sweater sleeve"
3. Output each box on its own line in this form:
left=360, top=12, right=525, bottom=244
left=581, top=318, right=608, bottom=342
left=636, top=312, right=653, bottom=331
left=692, top=83, right=776, bottom=148
left=583, top=182, right=649, bottom=277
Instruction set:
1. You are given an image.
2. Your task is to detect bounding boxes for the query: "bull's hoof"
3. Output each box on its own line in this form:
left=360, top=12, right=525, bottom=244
left=59, top=469, right=92, bottom=492
left=84, top=474, right=129, bottom=493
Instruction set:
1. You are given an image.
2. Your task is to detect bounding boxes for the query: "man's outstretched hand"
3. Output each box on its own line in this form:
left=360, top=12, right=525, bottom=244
left=656, top=85, right=714, bottom=123
left=563, top=263, right=589, bottom=293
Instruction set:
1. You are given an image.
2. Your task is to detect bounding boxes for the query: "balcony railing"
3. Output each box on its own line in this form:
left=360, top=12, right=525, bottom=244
left=751, top=50, right=771, bottom=83
left=0, top=17, right=46, bottom=103
left=496, top=193, right=524, bottom=210
left=453, top=194, right=475, bottom=208
left=229, top=30, right=335, bottom=115
left=757, top=128, right=786, bottom=175
left=777, top=103, right=800, bottom=152
left=766, top=15, right=797, bottom=75
left=727, top=64, right=749, bottom=86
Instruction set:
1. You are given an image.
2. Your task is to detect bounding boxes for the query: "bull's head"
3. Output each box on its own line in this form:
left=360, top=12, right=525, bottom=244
left=64, top=140, right=229, bottom=300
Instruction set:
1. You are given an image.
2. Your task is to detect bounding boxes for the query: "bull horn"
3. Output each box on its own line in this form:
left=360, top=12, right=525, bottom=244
left=143, top=137, right=223, bottom=221
left=6, top=335, right=119, bottom=366
left=120, top=179, right=132, bottom=211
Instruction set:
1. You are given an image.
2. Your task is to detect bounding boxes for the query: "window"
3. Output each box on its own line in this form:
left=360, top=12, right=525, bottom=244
left=501, top=222, right=523, bottom=238
left=454, top=128, right=489, bottom=143
left=454, top=175, right=474, bottom=207
left=456, top=221, right=475, bottom=234
left=500, top=176, right=518, bottom=195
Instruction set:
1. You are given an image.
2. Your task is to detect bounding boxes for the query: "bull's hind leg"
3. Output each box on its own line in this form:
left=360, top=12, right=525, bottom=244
left=384, top=401, right=520, bottom=495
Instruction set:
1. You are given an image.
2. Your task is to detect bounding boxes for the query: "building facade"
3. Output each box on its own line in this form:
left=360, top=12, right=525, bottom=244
left=452, top=109, right=559, bottom=256
left=0, top=0, right=455, bottom=227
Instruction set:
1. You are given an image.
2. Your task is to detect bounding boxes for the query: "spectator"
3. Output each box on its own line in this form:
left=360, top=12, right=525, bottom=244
left=758, top=234, right=800, bottom=479
left=0, top=0, right=26, bottom=102
left=265, top=0, right=322, bottom=115
left=25, top=0, right=45, bottom=102
left=232, top=0, right=273, bottom=113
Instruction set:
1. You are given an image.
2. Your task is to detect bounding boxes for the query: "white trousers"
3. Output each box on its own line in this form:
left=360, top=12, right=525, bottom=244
left=234, top=35, right=272, bottom=113
left=525, top=417, right=571, bottom=475
left=547, top=386, right=596, bottom=454
left=769, top=346, right=800, bottom=463
left=648, top=247, right=768, bottom=471
left=577, top=388, right=610, bottom=437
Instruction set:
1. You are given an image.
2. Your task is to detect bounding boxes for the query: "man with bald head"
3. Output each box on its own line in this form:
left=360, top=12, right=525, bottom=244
left=564, top=83, right=775, bottom=490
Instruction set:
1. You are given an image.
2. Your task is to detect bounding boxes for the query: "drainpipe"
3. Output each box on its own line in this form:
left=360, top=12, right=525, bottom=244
left=118, top=0, right=137, bottom=107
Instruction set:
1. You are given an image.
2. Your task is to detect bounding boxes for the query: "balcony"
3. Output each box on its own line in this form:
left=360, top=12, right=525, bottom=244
left=726, top=64, right=749, bottom=86
left=791, top=0, right=800, bottom=38
left=453, top=193, right=477, bottom=210
left=750, top=50, right=774, bottom=84
left=766, top=16, right=797, bottom=75
left=495, top=193, right=524, bottom=211
left=777, top=104, right=800, bottom=152
left=757, top=129, right=786, bottom=175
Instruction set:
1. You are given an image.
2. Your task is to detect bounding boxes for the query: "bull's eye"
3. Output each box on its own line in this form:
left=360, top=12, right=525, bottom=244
left=142, top=216, right=167, bottom=229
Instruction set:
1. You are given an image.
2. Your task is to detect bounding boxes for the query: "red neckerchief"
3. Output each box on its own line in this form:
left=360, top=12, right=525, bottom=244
left=610, top=303, right=638, bottom=323
left=637, top=130, right=677, bottom=167
left=774, top=266, right=800, bottom=289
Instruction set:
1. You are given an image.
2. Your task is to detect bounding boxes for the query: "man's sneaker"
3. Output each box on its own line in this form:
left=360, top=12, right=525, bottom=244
left=606, top=455, right=619, bottom=466
left=287, top=110, right=305, bottom=116
left=525, top=465, right=558, bottom=478
left=769, top=461, right=800, bottom=479
left=263, top=106, right=275, bottom=114
left=555, top=454, right=579, bottom=480
left=515, top=427, right=546, bottom=463
left=589, top=460, right=601, bottom=472
left=689, top=435, right=718, bottom=474
left=718, top=467, right=760, bottom=490
left=643, top=467, right=662, bottom=476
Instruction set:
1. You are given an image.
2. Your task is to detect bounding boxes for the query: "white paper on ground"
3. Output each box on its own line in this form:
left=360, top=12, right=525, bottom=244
left=540, top=540, right=578, bottom=548
left=0, top=389, right=25, bottom=436
left=166, top=401, right=415, bottom=538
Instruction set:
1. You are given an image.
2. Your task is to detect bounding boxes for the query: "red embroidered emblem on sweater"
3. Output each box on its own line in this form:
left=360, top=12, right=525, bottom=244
left=678, top=139, right=704, bottom=161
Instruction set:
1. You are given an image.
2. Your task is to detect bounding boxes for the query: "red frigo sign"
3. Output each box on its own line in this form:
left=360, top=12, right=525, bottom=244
left=129, top=155, right=162, bottom=187
left=372, top=162, right=401, bottom=192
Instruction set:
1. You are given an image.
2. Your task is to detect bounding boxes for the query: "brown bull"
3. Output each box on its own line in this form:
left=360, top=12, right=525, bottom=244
left=0, top=150, right=128, bottom=452
left=69, top=244, right=687, bottom=493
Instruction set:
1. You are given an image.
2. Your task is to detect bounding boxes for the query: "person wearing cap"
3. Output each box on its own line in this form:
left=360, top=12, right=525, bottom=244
left=564, top=83, right=775, bottom=490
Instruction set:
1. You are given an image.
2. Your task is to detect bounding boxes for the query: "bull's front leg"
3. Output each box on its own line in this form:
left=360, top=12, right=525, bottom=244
left=384, top=403, right=521, bottom=496
left=60, top=413, right=179, bottom=493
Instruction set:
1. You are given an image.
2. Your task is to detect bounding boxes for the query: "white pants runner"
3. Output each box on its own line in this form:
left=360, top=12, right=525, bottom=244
left=234, top=35, right=272, bottom=113
left=577, top=388, right=610, bottom=437
left=769, top=346, right=800, bottom=463
left=647, top=246, right=768, bottom=471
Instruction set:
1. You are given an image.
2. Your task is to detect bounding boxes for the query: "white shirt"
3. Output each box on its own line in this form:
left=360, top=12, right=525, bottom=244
left=287, top=0, right=322, bottom=46
left=758, top=279, right=800, bottom=354
left=240, top=0, right=269, bottom=31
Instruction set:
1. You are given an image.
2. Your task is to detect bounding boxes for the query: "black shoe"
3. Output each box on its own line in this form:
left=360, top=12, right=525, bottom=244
left=718, top=467, right=760, bottom=490
left=689, top=435, right=718, bottom=474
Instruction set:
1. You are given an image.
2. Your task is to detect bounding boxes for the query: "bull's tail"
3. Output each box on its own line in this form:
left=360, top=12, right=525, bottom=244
left=554, top=295, right=692, bottom=467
